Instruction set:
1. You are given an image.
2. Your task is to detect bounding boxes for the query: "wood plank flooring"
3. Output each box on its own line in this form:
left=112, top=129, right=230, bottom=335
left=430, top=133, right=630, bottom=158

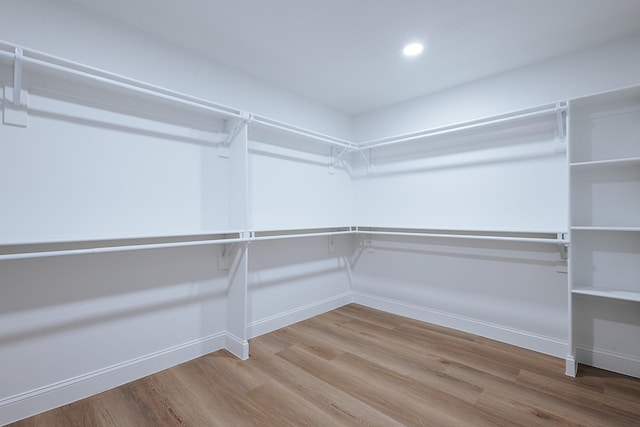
left=10, top=304, right=640, bottom=426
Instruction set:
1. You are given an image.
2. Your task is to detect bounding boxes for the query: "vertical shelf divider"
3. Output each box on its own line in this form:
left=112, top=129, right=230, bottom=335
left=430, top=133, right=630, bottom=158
left=224, top=123, right=250, bottom=359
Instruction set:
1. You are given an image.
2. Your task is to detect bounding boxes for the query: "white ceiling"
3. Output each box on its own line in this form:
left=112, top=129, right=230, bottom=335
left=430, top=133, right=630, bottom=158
left=66, top=0, right=640, bottom=115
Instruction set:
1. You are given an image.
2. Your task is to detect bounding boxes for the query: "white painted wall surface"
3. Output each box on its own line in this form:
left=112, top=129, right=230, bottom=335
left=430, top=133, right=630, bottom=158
left=0, top=89, right=230, bottom=242
left=247, top=236, right=354, bottom=338
left=248, top=136, right=354, bottom=231
left=0, top=246, right=229, bottom=422
left=351, top=236, right=568, bottom=357
left=353, top=136, right=567, bottom=232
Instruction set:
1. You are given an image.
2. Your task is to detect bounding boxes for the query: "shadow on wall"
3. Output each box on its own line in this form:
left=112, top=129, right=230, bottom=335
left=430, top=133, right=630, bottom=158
left=0, top=245, right=225, bottom=314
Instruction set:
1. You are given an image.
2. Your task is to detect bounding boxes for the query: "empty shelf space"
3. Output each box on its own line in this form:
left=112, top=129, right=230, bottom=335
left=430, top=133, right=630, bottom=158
left=572, top=287, right=640, bottom=303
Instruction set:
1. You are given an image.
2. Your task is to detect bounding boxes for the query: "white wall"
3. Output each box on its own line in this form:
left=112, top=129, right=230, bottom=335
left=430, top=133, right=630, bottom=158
left=0, top=0, right=353, bottom=140
left=354, top=32, right=640, bottom=141
left=247, top=236, right=354, bottom=338
left=353, top=121, right=567, bottom=232
left=0, top=245, right=230, bottom=423
left=247, top=132, right=353, bottom=231
left=352, top=236, right=567, bottom=356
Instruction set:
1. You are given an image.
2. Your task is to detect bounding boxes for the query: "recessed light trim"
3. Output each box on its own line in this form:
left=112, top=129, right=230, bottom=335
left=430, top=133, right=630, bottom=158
left=403, top=43, right=424, bottom=57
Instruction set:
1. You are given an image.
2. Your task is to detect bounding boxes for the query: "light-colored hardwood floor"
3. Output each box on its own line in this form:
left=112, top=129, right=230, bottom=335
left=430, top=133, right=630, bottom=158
left=10, top=304, right=640, bottom=426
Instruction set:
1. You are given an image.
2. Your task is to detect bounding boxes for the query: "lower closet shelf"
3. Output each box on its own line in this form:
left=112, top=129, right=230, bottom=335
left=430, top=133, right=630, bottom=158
left=572, top=287, right=640, bottom=303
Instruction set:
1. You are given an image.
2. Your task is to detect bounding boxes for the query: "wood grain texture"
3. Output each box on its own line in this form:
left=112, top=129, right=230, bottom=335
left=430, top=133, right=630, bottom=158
left=9, top=304, right=640, bottom=426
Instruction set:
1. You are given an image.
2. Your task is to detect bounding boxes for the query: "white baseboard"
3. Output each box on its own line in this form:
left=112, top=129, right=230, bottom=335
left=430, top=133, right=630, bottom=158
left=225, top=333, right=249, bottom=360
left=576, top=346, right=640, bottom=378
left=353, top=292, right=567, bottom=359
left=565, top=353, right=577, bottom=377
left=0, top=332, right=227, bottom=426
left=246, top=292, right=354, bottom=339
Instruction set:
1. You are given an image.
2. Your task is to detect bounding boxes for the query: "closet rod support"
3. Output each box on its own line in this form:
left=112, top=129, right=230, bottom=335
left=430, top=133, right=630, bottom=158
left=556, top=102, right=567, bottom=140
left=13, top=47, right=23, bottom=108
left=221, top=111, right=252, bottom=147
left=330, top=146, right=353, bottom=173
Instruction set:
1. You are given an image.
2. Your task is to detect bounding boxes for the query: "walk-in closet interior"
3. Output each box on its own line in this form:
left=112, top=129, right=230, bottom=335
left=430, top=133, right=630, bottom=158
left=1, top=0, right=640, bottom=424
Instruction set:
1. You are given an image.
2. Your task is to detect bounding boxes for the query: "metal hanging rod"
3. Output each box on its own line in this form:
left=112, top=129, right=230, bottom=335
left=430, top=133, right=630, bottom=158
left=0, top=237, right=248, bottom=261
left=251, top=115, right=356, bottom=149
left=0, top=48, right=244, bottom=120
left=0, top=41, right=355, bottom=150
left=1, top=41, right=569, bottom=154
left=358, top=103, right=569, bottom=150
left=248, top=228, right=354, bottom=242
left=355, top=228, right=568, bottom=245
left=0, top=226, right=568, bottom=260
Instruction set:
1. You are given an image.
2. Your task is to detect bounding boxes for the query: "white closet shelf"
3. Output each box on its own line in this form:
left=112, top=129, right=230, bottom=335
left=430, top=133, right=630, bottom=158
left=0, top=43, right=242, bottom=122
left=357, top=103, right=567, bottom=150
left=0, top=226, right=569, bottom=260
left=571, top=226, right=640, bottom=232
left=572, top=287, right=640, bottom=303
left=570, top=157, right=640, bottom=169
left=250, top=116, right=356, bottom=150
left=248, top=227, right=355, bottom=242
left=0, top=231, right=247, bottom=261
left=0, top=41, right=354, bottom=150
left=1, top=40, right=566, bottom=154
left=355, top=227, right=568, bottom=245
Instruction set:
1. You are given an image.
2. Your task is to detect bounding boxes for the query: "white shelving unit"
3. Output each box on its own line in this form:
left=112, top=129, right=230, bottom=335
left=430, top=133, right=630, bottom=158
left=567, top=85, right=640, bottom=377
left=4, top=39, right=640, bottom=425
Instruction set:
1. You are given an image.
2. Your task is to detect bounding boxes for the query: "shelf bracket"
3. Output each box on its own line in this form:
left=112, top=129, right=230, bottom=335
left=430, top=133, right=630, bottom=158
left=554, top=102, right=567, bottom=153
left=218, top=240, right=240, bottom=270
left=329, top=146, right=351, bottom=174
left=558, top=233, right=569, bottom=261
left=3, top=47, right=29, bottom=127
left=366, top=149, right=375, bottom=173
left=218, top=111, right=252, bottom=158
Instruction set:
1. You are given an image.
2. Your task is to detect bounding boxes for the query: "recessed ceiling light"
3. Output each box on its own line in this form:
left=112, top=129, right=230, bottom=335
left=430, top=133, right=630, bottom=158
left=403, top=43, right=424, bottom=57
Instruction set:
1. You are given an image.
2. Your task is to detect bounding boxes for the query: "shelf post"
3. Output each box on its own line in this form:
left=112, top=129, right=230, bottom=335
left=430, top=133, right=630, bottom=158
left=2, top=47, right=29, bottom=127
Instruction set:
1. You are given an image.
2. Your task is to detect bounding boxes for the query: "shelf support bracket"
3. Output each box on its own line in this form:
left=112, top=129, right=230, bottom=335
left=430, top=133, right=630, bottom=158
left=558, top=233, right=569, bottom=261
left=3, top=47, right=29, bottom=127
left=218, top=111, right=252, bottom=158
left=554, top=102, right=567, bottom=153
left=329, top=146, right=351, bottom=174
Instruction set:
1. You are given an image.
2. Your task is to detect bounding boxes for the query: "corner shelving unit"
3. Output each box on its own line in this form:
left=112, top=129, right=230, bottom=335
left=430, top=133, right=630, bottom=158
left=4, top=39, right=640, bottom=426
left=567, top=85, right=640, bottom=377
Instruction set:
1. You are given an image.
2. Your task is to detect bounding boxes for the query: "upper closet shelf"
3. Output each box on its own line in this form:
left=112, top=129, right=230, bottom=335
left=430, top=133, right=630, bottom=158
left=250, top=115, right=355, bottom=150
left=0, top=41, right=354, bottom=150
left=0, top=42, right=242, bottom=123
left=357, top=103, right=568, bottom=150
left=2, top=41, right=571, bottom=154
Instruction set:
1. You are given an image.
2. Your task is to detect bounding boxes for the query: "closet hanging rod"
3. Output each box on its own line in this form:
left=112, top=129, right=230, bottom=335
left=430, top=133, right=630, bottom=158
left=0, top=45, right=243, bottom=120
left=249, top=229, right=353, bottom=242
left=251, top=115, right=356, bottom=149
left=356, top=229, right=568, bottom=245
left=359, top=104, right=568, bottom=150
left=0, top=42, right=355, bottom=149
left=0, top=237, right=248, bottom=261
